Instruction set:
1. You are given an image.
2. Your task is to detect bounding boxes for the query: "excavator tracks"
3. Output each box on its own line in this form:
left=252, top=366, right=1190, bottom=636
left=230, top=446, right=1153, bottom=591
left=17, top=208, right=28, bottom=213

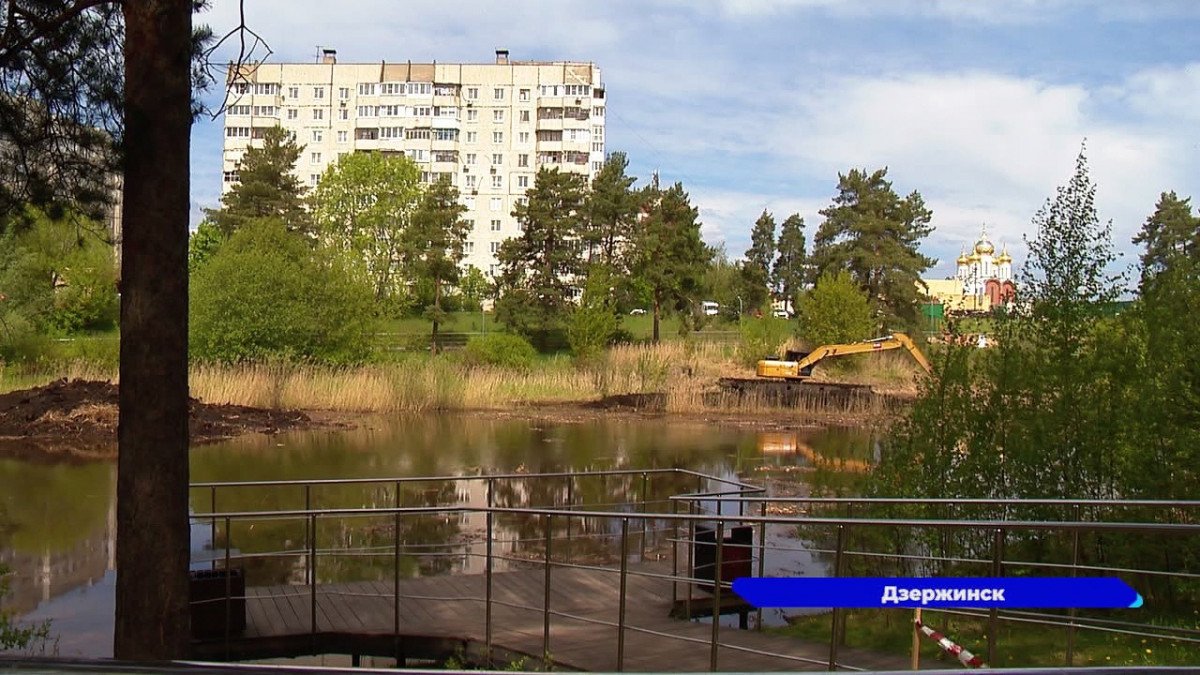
left=717, top=378, right=875, bottom=408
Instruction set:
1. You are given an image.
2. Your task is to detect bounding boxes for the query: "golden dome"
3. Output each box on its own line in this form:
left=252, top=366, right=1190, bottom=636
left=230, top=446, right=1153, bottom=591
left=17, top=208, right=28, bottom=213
left=956, top=250, right=970, bottom=265
left=974, top=236, right=995, bottom=256
left=997, top=245, right=1012, bottom=263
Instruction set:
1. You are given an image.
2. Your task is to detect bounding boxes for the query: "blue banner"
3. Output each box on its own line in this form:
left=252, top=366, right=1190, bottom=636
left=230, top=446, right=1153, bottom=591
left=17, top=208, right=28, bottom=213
left=731, top=577, right=1142, bottom=609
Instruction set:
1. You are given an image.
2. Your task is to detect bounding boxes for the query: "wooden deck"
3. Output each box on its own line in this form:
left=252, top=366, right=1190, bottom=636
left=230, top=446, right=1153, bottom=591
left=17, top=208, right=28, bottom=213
left=192, top=563, right=940, bottom=672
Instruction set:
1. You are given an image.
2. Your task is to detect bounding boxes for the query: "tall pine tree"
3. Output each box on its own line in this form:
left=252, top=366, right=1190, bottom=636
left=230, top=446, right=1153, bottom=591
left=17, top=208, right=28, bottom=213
left=1133, top=191, right=1198, bottom=275
left=812, top=168, right=934, bottom=331
left=630, top=180, right=711, bottom=342
left=209, top=125, right=309, bottom=237
left=773, top=213, right=806, bottom=315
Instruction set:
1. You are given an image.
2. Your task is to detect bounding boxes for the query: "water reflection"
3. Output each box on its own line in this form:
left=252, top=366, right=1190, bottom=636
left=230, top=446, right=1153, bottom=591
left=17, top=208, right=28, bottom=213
left=0, top=416, right=876, bottom=656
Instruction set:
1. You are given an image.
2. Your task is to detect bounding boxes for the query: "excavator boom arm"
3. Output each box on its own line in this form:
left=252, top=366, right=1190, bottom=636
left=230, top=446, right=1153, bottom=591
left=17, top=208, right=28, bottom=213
left=758, top=333, right=932, bottom=380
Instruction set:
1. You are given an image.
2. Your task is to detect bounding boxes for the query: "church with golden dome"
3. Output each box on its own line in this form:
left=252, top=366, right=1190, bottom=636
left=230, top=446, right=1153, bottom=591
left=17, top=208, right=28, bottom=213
left=921, top=228, right=1016, bottom=314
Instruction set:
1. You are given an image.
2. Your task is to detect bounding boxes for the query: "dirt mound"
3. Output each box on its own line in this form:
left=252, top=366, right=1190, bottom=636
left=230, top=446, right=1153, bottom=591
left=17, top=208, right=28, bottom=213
left=0, top=379, right=344, bottom=460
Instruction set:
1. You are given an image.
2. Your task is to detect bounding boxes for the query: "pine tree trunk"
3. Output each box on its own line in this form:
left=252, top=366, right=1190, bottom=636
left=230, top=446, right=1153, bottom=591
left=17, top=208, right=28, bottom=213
left=431, top=279, right=441, bottom=355
left=653, top=294, right=661, bottom=344
left=114, top=0, right=193, bottom=660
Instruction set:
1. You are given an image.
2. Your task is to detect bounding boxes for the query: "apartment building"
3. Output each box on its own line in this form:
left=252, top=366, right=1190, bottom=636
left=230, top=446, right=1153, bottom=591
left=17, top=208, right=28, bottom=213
left=220, top=49, right=606, bottom=277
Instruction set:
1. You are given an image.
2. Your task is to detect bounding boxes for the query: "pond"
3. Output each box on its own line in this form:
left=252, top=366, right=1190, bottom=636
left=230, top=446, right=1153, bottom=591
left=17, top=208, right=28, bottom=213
left=0, top=414, right=877, bottom=657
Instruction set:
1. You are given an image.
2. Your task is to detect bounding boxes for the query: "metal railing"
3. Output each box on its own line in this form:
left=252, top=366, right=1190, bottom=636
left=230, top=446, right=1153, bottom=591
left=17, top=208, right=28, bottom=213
left=188, top=473, right=1200, bottom=672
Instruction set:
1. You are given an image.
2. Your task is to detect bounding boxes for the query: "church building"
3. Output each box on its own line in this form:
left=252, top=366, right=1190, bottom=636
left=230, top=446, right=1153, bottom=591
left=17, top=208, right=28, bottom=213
left=922, top=229, right=1016, bottom=314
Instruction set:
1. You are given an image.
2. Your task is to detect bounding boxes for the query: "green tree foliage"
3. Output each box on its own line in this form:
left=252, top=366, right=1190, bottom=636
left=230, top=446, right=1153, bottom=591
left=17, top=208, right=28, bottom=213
left=458, top=265, right=491, bottom=312
left=568, top=266, right=619, bottom=361
left=188, top=218, right=225, bottom=274
left=1, top=563, right=52, bottom=651
left=311, top=150, right=423, bottom=307
left=745, top=209, right=776, bottom=289
left=0, top=209, right=118, bottom=344
left=495, top=167, right=587, bottom=348
left=190, top=219, right=375, bottom=363
left=406, top=176, right=470, bottom=352
left=582, top=151, right=639, bottom=272
left=812, top=168, right=934, bottom=330
left=773, top=214, right=806, bottom=314
left=797, top=269, right=875, bottom=346
left=209, top=126, right=309, bottom=237
left=738, top=316, right=792, bottom=366
left=1132, top=191, right=1198, bottom=275
left=629, top=181, right=712, bottom=342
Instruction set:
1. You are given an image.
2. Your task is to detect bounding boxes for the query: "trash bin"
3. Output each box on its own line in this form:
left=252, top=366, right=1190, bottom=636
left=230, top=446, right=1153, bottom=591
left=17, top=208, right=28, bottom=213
left=189, top=567, right=246, bottom=637
left=692, top=525, right=753, bottom=594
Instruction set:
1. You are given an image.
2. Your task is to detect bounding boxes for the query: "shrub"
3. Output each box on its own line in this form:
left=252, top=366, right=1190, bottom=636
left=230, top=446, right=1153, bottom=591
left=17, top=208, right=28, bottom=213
left=738, top=316, right=793, bottom=367
left=463, top=333, right=537, bottom=370
left=797, top=269, right=876, bottom=346
left=190, top=219, right=376, bottom=364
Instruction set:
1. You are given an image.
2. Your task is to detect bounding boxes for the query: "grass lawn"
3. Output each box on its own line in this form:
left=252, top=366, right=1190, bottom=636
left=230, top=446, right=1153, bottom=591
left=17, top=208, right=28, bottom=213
left=775, top=608, right=1200, bottom=668
left=375, top=312, right=745, bottom=342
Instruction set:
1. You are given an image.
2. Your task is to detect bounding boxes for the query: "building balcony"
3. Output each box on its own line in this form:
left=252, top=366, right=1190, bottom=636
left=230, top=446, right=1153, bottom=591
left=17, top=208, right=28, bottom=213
left=535, top=118, right=564, bottom=131
left=536, top=140, right=563, bottom=152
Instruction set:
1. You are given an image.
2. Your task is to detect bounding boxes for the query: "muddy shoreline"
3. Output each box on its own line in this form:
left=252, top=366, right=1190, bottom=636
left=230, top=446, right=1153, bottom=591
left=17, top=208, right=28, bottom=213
left=0, top=379, right=903, bottom=462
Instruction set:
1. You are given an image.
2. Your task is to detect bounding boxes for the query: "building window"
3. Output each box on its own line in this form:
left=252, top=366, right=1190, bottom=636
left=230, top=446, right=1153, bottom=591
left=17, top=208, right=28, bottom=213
left=490, top=219, right=502, bottom=232
left=592, top=142, right=604, bottom=153
left=229, top=105, right=250, bottom=115
left=337, top=130, right=348, bottom=143
left=490, top=197, right=502, bottom=212
left=288, top=86, right=299, bottom=98
left=489, top=241, right=501, bottom=254
left=311, top=151, right=322, bottom=164
left=313, top=86, right=325, bottom=99
left=407, top=149, right=427, bottom=162
left=518, top=132, right=530, bottom=144
left=467, top=109, right=478, bottom=122
left=466, top=131, right=477, bottom=144
left=519, top=89, right=530, bottom=102
left=465, top=153, right=476, bottom=165
left=358, top=83, right=376, bottom=96
left=357, top=106, right=376, bottom=117
left=411, top=106, right=431, bottom=117
left=339, top=87, right=351, bottom=100
left=380, top=127, right=404, bottom=139
left=489, top=264, right=498, bottom=277
left=493, top=88, right=505, bottom=101
left=381, top=104, right=404, bottom=116
left=492, top=131, right=503, bottom=144
left=312, top=130, right=323, bottom=142
left=433, top=128, right=458, bottom=141
left=492, top=153, right=503, bottom=165
left=520, top=110, right=530, bottom=123
left=253, top=105, right=277, bottom=116
left=493, top=109, right=504, bottom=122
left=518, top=154, right=529, bottom=168
left=435, top=106, right=458, bottom=117
left=491, top=175, right=503, bottom=189
left=339, top=109, right=349, bottom=120
left=465, top=175, right=477, bottom=188
left=380, top=82, right=403, bottom=96
left=309, top=173, right=321, bottom=186
left=465, top=197, right=476, bottom=210
left=464, top=241, right=474, bottom=254
left=225, top=127, right=250, bottom=138
left=592, top=161, right=603, bottom=171
left=407, top=82, right=432, bottom=95
left=355, top=128, right=379, bottom=141
left=231, top=82, right=251, bottom=95
left=467, top=87, right=479, bottom=100
left=287, top=108, right=298, bottom=120
left=593, top=106, right=605, bottom=117
left=312, top=109, right=324, bottom=120
left=517, top=175, right=529, bottom=188
left=223, top=170, right=239, bottom=183
left=405, top=128, right=431, bottom=140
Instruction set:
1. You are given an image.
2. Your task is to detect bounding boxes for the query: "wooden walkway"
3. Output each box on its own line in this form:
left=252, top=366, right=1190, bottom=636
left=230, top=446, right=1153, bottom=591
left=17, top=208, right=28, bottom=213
left=193, top=563, right=939, bottom=672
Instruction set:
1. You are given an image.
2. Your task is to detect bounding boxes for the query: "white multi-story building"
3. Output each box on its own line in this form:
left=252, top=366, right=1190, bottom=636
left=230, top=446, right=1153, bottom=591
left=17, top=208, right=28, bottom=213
left=220, top=49, right=606, bottom=277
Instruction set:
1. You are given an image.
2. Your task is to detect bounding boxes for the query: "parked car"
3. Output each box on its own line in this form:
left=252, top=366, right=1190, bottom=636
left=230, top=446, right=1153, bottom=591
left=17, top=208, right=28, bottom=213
left=701, top=301, right=719, bottom=316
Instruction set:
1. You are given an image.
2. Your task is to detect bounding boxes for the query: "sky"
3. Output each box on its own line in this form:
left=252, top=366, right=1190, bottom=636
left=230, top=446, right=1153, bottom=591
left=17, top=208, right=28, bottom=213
left=191, top=0, right=1200, bottom=280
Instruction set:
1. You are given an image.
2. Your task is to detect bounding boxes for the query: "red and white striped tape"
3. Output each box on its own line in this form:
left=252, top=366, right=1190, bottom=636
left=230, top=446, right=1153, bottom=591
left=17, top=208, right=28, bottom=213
left=914, top=618, right=987, bottom=668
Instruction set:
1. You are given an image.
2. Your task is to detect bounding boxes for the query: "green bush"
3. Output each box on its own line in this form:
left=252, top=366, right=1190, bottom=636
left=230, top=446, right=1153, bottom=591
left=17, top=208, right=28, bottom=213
left=190, top=219, right=376, bottom=364
left=738, top=316, right=793, bottom=366
left=463, top=333, right=537, bottom=370
left=797, top=269, right=876, bottom=346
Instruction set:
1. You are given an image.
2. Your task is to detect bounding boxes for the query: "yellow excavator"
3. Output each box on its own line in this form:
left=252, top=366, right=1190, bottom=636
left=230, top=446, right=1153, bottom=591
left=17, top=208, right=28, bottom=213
left=756, top=332, right=931, bottom=380
left=718, top=333, right=931, bottom=404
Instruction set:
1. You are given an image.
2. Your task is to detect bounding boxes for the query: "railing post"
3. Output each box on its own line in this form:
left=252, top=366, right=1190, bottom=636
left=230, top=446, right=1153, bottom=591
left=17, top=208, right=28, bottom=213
left=394, top=482, right=402, bottom=650
left=543, top=513, right=553, bottom=670
left=640, top=472, right=648, bottom=561
left=305, top=484, right=313, bottom=585
left=618, top=517, right=629, bottom=672
left=757, top=502, right=767, bottom=631
left=671, top=499, right=679, bottom=608
left=686, top=505, right=696, bottom=620
left=485, top=508, right=494, bottom=667
left=710, top=520, right=724, bottom=672
left=565, top=476, right=573, bottom=564
left=210, top=486, right=217, bottom=571
left=828, top=524, right=845, bottom=671
left=1066, top=508, right=1080, bottom=667
left=310, top=512, right=318, bottom=641
left=988, top=527, right=1005, bottom=666
left=224, top=515, right=232, bottom=659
